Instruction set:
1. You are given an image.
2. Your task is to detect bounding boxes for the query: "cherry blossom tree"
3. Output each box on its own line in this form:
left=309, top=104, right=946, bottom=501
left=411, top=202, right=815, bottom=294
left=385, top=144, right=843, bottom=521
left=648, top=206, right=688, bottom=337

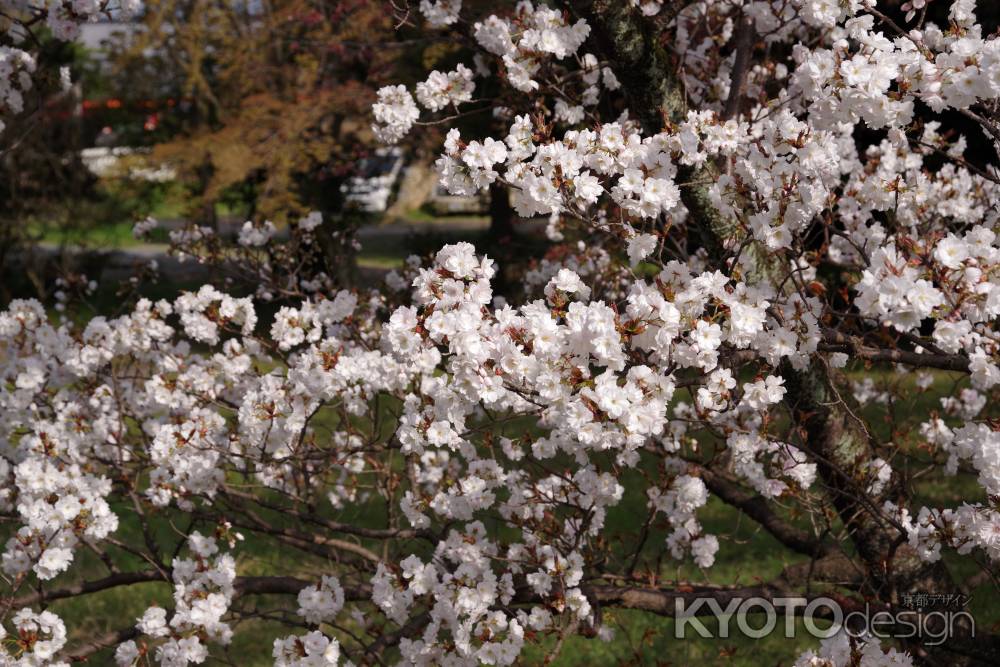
left=4, top=1, right=1000, bottom=665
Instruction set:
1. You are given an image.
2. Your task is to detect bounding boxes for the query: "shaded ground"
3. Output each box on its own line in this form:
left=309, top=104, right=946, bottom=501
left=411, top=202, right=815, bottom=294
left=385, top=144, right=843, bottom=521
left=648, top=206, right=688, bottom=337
left=23, top=213, right=546, bottom=289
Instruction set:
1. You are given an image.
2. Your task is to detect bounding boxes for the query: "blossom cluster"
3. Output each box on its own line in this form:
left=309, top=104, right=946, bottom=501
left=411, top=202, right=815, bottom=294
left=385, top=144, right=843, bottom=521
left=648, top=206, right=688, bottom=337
left=0, top=46, right=35, bottom=135
left=0, top=609, right=68, bottom=666
left=373, top=1, right=608, bottom=144
left=116, top=534, right=237, bottom=666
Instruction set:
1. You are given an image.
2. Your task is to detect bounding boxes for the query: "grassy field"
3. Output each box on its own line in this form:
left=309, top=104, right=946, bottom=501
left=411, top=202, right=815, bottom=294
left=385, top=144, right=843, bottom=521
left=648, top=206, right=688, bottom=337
left=38, top=461, right=832, bottom=666
left=6, top=364, right=992, bottom=666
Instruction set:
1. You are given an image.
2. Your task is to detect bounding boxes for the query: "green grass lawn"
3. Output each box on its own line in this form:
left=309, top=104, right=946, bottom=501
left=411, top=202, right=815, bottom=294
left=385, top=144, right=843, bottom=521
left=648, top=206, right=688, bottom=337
left=37, top=467, right=829, bottom=666
left=34, top=219, right=173, bottom=248
left=51, top=457, right=995, bottom=666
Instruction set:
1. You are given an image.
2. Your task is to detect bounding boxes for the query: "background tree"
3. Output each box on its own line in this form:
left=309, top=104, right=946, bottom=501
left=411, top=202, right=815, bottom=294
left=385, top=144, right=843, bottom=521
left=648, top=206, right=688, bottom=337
left=109, top=0, right=401, bottom=285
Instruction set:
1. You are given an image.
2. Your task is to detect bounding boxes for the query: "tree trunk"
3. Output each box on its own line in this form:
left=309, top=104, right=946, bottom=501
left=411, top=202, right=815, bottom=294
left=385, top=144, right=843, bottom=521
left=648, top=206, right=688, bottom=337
left=317, top=213, right=359, bottom=289
left=572, top=1, right=992, bottom=662
left=486, top=182, right=516, bottom=296
left=488, top=181, right=515, bottom=241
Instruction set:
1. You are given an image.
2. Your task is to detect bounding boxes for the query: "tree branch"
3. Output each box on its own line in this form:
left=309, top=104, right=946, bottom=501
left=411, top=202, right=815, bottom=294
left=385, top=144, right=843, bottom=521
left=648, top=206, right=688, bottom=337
left=821, top=329, right=970, bottom=373
left=698, top=467, right=834, bottom=558
left=722, top=13, right=756, bottom=121
left=59, top=626, right=139, bottom=662
left=8, top=570, right=165, bottom=609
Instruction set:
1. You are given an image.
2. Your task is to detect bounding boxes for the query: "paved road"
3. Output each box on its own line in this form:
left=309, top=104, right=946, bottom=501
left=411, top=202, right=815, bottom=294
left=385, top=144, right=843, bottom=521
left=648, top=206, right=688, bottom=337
left=28, top=215, right=544, bottom=286
left=151, top=215, right=494, bottom=238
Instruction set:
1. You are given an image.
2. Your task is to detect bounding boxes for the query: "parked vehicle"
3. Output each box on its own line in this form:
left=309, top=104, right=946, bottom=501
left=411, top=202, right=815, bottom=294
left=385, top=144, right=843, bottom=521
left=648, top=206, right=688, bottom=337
left=80, top=146, right=175, bottom=181
left=427, top=182, right=490, bottom=215
left=340, top=148, right=405, bottom=213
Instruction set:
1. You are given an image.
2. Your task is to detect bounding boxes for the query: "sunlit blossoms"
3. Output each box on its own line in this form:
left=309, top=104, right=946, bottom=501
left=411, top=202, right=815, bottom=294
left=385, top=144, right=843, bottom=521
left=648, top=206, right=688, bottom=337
left=3, top=0, right=1000, bottom=664
left=372, top=84, right=420, bottom=145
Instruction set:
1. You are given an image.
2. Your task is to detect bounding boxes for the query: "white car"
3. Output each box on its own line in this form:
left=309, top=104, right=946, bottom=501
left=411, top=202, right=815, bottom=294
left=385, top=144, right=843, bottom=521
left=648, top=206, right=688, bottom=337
left=427, top=182, right=490, bottom=214
left=80, top=146, right=176, bottom=182
left=340, top=148, right=405, bottom=213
